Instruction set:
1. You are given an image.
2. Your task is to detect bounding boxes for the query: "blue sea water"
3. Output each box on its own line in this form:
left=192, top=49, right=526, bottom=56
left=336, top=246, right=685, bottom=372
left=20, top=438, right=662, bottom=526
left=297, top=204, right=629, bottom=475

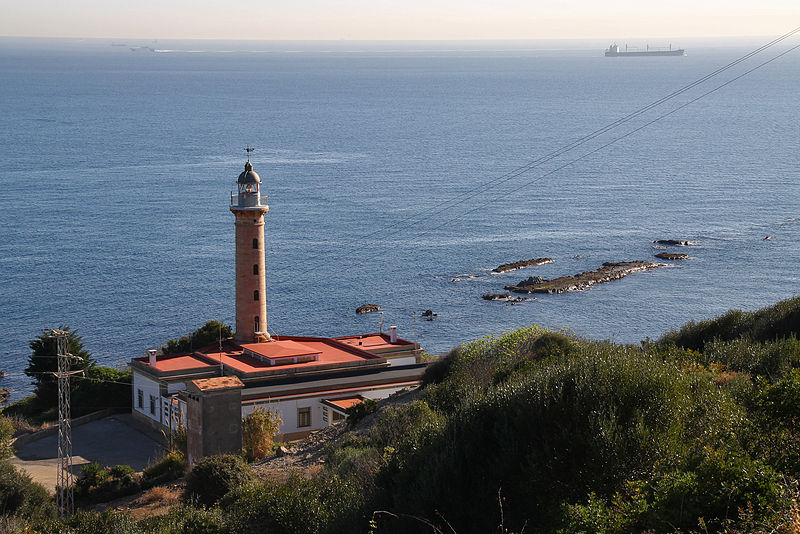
left=1, top=38, right=798, bottom=401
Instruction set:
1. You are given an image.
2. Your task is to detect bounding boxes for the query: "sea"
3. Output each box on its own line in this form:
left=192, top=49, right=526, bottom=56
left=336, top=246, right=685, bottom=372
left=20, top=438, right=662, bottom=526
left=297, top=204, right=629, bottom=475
left=1, top=37, right=798, bottom=402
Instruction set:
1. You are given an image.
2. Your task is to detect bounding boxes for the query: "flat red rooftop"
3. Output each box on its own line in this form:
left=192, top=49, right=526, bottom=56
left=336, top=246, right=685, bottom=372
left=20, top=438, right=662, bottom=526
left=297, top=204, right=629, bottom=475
left=135, top=353, right=215, bottom=372
left=241, top=340, right=320, bottom=360
left=335, top=334, right=413, bottom=350
left=199, top=336, right=381, bottom=375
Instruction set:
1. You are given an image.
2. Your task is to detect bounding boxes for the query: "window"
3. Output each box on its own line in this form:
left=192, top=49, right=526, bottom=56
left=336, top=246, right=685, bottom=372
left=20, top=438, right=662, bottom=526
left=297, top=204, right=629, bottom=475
left=149, top=395, right=157, bottom=415
left=253, top=264, right=258, bottom=275
left=253, top=290, right=259, bottom=301
left=298, top=407, right=311, bottom=428
left=252, top=238, right=258, bottom=249
left=137, top=389, right=143, bottom=409
left=254, top=316, right=259, bottom=333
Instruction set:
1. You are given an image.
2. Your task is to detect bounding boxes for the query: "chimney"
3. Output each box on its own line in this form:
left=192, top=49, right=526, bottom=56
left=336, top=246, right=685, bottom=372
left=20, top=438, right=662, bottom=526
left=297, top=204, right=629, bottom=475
left=147, top=349, right=157, bottom=367
left=389, top=326, right=397, bottom=343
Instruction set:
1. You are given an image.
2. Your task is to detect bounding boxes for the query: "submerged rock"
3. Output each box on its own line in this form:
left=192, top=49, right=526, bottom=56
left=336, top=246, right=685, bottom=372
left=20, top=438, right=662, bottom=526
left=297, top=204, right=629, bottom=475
left=654, top=252, right=689, bottom=260
left=483, top=293, right=511, bottom=300
left=0, top=387, right=9, bottom=403
left=356, top=304, right=380, bottom=314
left=450, top=274, right=479, bottom=282
left=505, top=261, right=666, bottom=294
left=482, top=293, right=537, bottom=304
left=492, top=257, right=554, bottom=273
left=654, top=239, right=699, bottom=246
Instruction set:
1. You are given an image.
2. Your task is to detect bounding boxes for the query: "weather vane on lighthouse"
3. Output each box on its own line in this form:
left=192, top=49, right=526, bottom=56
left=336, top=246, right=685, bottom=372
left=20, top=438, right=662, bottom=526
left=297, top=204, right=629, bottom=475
left=245, top=145, right=254, bottom=161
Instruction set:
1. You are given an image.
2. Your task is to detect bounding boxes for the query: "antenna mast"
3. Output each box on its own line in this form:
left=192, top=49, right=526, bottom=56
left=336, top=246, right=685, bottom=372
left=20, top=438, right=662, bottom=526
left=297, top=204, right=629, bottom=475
left=49, top=329, right=83, bottom=519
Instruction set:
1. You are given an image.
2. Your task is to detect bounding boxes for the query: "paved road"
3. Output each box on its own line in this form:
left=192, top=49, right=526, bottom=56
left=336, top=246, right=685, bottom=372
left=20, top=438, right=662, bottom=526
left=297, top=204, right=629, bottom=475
left=10, top=414, right=163, bottom=491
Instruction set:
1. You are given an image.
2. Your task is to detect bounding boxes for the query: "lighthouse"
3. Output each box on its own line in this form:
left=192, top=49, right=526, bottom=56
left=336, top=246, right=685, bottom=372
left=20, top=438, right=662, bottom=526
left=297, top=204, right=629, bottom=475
left=230, top=156, right=270, bottom=343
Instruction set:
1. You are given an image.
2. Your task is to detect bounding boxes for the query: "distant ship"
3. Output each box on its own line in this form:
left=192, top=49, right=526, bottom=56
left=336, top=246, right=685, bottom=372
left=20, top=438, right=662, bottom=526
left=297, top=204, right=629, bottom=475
left=605, top=43, right=686, bottom=57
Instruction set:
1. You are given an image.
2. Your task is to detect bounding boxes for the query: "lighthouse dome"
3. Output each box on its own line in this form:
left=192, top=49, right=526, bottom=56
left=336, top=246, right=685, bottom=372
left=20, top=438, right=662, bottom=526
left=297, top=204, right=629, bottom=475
left=238, top=161, right=261, bottom=184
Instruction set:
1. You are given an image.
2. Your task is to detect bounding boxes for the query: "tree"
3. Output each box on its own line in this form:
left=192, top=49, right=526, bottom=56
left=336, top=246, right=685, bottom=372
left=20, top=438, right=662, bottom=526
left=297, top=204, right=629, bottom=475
left=242, top=407, right=282, bottom=461
left=162, top=320, right=233, bottom=355
left=25, top=326, right=94, bottom=409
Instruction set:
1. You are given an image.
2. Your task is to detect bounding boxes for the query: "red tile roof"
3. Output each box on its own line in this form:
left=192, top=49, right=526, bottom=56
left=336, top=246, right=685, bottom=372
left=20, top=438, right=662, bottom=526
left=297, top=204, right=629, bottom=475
left=323, top=395, right=365, bottom=411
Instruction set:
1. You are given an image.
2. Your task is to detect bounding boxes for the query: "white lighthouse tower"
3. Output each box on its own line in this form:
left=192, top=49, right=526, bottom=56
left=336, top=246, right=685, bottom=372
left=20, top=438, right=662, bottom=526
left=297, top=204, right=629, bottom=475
left=230, top=152, right=270, bottom=343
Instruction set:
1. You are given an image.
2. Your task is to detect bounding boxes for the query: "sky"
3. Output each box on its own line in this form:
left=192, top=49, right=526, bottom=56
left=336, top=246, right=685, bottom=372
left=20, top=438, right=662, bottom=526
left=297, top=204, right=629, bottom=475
left=1, top=0, right=799, bottom=40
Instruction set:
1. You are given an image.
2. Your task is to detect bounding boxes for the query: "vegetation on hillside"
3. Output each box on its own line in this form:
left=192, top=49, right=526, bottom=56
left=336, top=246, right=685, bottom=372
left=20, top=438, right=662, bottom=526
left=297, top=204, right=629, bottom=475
left=161, top=320, right=232, bottom=355
left=4, top=297, right=800, bottom=532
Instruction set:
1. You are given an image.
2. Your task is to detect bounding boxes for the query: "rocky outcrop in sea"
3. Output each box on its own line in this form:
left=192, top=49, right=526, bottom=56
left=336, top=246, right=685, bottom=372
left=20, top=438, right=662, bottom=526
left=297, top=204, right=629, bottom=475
left=505, top=261, right=666, bottom=294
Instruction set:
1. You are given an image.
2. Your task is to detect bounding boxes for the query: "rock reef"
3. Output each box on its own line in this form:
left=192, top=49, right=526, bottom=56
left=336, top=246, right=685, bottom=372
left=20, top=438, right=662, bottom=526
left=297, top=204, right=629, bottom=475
left=492, top=258, right=554, bottom=274
left=356, top=304, right=380, bottom=314
left=654, top=239, right=699, bottom=246
left=505, top=261, right=666, bottom=294
left=654, top=252, right=689, bottom=260
left=482, top=293, right=537, bottom=304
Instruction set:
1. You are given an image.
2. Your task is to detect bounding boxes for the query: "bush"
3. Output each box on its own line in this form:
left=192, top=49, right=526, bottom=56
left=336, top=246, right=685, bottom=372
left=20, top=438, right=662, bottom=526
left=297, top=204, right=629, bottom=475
left=73, top=462, right=140, bottom=506
left=701, top=337, right=800, bottom=380
left=0, top=415, right=14, bottom=459
left=242, top=407, right=282, bottom=462
left=56, top=509, right=142, bottom=534
left=658, top=296, right=800, bottom=351
left=71, top=366, right=132, bottom=417
left=221, top=475, right=363, bottom=534
left=344, top=399, right=377, bottom=427
left=162, top=321, right=232, bottom=355
left=419, top=347, right=459, bottom=386
left=140, top=505, right=225, bottom=534
left=383, top=341, right=745, bottom=532
left=0, top=459, right=56, bottom=521
left=142, top=450, right=186, bottom=489
left=185, top=454, right=254, bottom=507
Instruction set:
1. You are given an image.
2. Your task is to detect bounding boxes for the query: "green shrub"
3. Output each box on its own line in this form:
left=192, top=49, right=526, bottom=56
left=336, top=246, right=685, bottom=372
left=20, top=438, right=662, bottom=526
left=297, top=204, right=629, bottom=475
left=142, top=450, right=186, bottom=489
left=419, top=347, right=459, bottom=386
left=242, top=407, right=282, bottom=462
left=162, top=321, right=232, bottom=355
left=185, top=454, right=254, bottom=507
left=658, top=296, right=800, bottom=350
left=0, top=415, right=14, bottom=459
left=140, top=505, right=225, bottom=534
left=344, top=398, right=377, bottom=427
left=384, top=341, right=745, bottom=532
left=221, top=475, right=363, bottom=534
left=701, top=337, right=800, bottom=380
left=71, top=367, right=132, bottom=417
left=53, top=509, right=142, bottom=534
left=73, top=462, right=140, bottom=506
left=0, top=459, right=56, bottom=521
left=648, top=448, right=787, bottom=530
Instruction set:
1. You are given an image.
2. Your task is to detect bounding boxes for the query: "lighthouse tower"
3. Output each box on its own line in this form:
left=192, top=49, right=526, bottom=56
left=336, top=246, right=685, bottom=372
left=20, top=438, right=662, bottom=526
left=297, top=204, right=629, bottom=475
left=230, top=157, right=270, bottom=343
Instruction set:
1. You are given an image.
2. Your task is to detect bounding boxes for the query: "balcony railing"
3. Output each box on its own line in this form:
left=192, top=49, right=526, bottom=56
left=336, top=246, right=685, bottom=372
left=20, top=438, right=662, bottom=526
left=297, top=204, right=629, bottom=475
left=231, top=192, right=268, bottom=207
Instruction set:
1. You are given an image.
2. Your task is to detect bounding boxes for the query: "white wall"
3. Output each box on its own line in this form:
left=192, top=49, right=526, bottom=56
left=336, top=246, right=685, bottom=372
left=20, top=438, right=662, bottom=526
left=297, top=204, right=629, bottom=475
left=132, top=371, right=163, bottom=424
left=242, top=383, right=413, bottom=435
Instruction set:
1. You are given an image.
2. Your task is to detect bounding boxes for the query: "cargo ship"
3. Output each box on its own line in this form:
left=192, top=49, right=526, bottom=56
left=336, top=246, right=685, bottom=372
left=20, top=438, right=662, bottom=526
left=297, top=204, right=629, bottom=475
left=605, top=43, right=685, bottom=57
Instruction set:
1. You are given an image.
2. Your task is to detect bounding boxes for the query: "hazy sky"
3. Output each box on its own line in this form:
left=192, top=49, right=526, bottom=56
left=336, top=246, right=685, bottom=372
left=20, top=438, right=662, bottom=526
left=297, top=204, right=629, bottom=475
left=2, top=0, right=799, bottom=40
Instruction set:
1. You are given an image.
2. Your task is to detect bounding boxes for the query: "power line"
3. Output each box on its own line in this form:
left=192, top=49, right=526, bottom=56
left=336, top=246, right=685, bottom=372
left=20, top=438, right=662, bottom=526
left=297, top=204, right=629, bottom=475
left=269, top=28, right=800, bottom=281
left=305, top=40, right=800, bottom=271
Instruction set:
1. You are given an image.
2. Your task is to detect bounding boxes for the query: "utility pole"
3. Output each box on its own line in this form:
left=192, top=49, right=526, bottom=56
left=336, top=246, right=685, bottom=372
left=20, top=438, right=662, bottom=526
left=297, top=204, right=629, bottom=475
left=50, top=329, right=83, bottom=519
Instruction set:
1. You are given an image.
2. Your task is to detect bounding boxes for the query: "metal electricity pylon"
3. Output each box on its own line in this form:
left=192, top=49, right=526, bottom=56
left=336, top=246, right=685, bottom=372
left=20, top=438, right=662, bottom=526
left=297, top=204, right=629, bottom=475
left=49, top=329, right=83, bottom=519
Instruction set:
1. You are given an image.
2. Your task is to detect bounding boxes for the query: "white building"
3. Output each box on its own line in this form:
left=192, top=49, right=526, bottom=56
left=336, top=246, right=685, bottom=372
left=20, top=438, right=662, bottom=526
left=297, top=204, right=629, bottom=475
left=130, top=159, right=426, bottom=440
